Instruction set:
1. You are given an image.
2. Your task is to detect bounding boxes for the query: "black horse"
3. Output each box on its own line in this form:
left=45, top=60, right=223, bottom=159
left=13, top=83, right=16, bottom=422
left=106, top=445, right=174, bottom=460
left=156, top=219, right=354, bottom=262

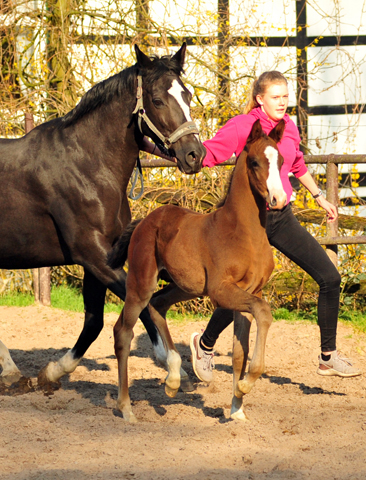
left=0, top=43, right=205, bottom=389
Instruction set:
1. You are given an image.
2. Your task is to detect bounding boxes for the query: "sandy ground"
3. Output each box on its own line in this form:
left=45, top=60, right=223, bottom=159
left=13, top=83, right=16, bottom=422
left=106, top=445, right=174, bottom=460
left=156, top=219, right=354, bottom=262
left=0, top=304, right=366, bottom=480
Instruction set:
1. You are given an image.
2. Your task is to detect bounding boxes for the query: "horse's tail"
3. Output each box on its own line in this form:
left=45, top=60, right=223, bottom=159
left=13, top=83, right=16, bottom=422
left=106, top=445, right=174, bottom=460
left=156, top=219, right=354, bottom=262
left=107, top=219, right=143, bottom=270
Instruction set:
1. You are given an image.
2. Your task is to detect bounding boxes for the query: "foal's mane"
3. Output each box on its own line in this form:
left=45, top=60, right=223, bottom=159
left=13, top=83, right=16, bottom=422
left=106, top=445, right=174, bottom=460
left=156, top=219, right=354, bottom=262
left=60, top=54, right=184, bottom=129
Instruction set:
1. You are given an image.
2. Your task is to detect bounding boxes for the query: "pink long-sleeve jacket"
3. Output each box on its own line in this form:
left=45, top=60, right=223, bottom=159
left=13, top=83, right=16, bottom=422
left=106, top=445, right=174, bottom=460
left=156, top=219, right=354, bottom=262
left=202, top=107, right=308, bottom=204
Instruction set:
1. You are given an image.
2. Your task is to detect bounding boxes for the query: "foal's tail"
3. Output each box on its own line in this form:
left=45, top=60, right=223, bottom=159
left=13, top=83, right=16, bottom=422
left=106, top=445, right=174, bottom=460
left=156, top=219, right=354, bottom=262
left=107, top=219, right=143, bottom=270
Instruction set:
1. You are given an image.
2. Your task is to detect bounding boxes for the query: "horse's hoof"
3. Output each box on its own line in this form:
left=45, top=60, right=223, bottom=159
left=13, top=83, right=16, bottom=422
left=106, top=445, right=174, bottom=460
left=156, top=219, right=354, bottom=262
left=238, top=379, right=253, bottom=395
left=180, top=376, right=194, bottom=392
left=0, top=375, right=34, bottom=396
left=37, top=370, right=61, bottom=394
left=165, top=384, right=178, bottom=398
left=0, top=372, right=22, bottom=386
left=230, top=408, right=249, bottom=422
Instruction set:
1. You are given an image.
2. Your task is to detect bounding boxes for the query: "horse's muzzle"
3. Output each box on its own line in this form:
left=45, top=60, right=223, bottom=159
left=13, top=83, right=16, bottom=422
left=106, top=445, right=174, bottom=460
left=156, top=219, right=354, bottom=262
left=174, top=138, right=206, bottom=175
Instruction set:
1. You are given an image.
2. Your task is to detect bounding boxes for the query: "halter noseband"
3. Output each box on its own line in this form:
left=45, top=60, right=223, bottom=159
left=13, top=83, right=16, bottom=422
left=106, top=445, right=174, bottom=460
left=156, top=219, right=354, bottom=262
left=132, top=75, right=199, bottom=149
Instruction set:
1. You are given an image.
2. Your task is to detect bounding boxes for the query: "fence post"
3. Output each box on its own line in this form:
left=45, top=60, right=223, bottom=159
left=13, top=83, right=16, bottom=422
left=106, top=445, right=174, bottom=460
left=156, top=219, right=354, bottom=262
left=25, top=113, right=51, bottom=306
left=325, top=158, right=339, bottom=267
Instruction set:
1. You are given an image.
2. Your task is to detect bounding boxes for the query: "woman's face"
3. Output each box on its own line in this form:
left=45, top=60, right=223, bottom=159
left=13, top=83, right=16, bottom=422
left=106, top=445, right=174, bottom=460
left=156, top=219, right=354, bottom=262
left=256, top=82, right=289, bottom=122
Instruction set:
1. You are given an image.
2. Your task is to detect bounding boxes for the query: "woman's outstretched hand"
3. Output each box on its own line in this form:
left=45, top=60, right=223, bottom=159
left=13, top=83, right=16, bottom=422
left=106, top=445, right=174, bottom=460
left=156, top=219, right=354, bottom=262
left=316, top=196, right=338, bottom=223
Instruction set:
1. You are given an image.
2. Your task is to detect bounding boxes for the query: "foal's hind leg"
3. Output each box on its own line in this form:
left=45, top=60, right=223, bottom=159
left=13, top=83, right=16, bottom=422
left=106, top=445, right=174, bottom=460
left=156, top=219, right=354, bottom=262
left=38, top=270, right=106, bottom=387
left=230, top=312, right=252, bottom=422
left=215, top=285, right=273, bottom=395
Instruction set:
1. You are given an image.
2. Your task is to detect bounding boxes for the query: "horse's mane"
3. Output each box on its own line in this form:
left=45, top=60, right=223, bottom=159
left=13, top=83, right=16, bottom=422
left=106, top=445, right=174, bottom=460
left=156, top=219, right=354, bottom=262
left=60, top=54, right=184, bottom=129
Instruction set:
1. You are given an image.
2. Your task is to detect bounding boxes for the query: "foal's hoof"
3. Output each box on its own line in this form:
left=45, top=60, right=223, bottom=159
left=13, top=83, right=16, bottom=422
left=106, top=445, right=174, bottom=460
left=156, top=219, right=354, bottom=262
left=180, top=376, right=194, bottom=393
left=121, top=410, right=138, bottom=423
left=165, top=384, right=179, bottom=398
left=230, top=408, right=249, bottom=422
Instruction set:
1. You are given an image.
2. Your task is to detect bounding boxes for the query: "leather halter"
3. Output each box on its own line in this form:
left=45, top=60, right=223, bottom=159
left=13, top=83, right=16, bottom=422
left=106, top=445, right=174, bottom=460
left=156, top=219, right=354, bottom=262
left=132, top=75, right=199, bottom=149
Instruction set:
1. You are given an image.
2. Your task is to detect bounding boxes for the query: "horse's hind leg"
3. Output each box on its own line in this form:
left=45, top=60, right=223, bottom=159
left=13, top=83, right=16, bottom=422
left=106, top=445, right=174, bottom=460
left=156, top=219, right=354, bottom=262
left=0, top=339, right=21, bottom=378
left=147, top=303, right=183, bottom=398
left=150, top=283, right=197, bottom=393
left=215, top=286, right=273, bottom=396
left=38, top=270, right=106, bottom=387
left=230, top=312, right=252, bottom=422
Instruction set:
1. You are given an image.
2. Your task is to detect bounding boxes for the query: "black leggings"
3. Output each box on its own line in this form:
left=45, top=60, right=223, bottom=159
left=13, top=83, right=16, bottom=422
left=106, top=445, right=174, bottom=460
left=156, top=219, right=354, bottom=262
left=201, top=204, right=341, bottom=352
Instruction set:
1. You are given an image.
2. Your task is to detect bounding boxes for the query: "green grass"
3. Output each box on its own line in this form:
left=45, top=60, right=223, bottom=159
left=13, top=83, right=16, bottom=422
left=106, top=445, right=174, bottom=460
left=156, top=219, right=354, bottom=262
left=273, top=307, right=366, bottom=334
left=1, top=288, right=366, bottom=333
left=0, top=286, right=122, bottom=313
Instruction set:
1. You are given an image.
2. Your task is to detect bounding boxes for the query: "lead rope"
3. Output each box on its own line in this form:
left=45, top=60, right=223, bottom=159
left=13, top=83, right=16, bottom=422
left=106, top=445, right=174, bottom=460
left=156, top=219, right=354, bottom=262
left=128, top=155, right=144, bottom=200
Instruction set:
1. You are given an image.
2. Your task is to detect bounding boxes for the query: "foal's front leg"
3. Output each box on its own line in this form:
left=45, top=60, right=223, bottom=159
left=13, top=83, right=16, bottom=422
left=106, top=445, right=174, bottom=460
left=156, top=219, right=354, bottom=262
left=113, top=297, right=145, bottom=423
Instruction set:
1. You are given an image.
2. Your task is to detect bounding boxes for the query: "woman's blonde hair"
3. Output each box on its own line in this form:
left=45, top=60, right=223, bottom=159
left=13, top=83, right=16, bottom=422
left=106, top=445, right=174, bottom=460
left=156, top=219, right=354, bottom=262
left=243, top=71, right=288, bottom=114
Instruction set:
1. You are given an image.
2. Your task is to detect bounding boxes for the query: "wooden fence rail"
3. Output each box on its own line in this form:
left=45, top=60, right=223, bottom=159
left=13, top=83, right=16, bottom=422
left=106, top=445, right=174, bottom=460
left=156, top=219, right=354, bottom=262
left=22, top=112, right=366, bottom=302
left=139, top=154, right=366, bottom=267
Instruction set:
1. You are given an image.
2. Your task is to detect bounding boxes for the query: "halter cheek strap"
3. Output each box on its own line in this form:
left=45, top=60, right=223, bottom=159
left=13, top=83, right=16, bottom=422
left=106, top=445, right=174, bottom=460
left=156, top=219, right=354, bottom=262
left=132, top=75, right=199, bottom=149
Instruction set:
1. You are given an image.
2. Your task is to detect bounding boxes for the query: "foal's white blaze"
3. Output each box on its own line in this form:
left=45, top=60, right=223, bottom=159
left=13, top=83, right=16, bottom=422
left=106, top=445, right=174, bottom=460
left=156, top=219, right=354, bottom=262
left=168, top=80, right=192, bottom=122
left=264, top=145, right=286, bottom=207
left=45, top=349, right=80, bottom=382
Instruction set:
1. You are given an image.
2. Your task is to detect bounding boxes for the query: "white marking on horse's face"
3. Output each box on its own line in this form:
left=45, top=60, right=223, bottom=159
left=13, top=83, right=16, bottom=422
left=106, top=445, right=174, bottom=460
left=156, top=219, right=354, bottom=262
left=168, top=79, right=192, bottom=122
left=264, top=145, right=287, bottom=207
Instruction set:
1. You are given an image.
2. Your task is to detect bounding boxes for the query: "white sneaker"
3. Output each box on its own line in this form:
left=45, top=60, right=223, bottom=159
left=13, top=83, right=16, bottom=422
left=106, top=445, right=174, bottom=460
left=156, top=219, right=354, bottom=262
left=190, top=333, right=214, bottom=383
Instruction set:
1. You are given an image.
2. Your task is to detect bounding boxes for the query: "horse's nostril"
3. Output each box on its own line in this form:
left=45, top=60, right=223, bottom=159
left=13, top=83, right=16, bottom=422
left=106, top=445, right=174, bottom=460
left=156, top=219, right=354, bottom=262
left=271, top=198, right=277, bottom=207
left=186, top=151, right=197, bottom=164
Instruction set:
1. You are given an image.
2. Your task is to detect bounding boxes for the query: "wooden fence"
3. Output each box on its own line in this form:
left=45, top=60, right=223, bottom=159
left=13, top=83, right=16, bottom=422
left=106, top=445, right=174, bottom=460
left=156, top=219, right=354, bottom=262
left=139, top=155, right=366, bottom=268
left=22, top=114, right=366, bottom=303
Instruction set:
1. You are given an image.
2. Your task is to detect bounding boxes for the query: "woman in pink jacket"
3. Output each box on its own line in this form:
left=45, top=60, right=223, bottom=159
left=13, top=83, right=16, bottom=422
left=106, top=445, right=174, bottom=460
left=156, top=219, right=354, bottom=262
left=143, top=71, right=362, bottom=381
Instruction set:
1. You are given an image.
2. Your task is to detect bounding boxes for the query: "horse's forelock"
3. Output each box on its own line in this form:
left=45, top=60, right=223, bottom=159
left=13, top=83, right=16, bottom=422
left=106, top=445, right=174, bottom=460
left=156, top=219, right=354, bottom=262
left=141, top=54, right=184, bottom=84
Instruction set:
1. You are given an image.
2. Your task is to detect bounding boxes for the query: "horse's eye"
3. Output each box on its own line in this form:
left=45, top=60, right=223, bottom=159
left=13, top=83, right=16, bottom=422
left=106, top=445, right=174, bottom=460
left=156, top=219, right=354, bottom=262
left=251, top=160, right=259, bottom=168
left=152, top=98, right=164, bottom=107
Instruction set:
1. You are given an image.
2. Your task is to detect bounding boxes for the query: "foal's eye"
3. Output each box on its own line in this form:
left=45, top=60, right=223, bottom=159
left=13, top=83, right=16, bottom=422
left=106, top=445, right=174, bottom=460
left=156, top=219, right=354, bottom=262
left=250, top=160, right=260, bottom=168
left=152, top=98, right=164, bottom=107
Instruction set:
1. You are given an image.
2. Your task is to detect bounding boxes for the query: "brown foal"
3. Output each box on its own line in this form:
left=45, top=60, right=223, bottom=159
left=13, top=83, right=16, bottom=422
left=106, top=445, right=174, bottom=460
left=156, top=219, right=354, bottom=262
left=108, top=119, right=287, bottom=422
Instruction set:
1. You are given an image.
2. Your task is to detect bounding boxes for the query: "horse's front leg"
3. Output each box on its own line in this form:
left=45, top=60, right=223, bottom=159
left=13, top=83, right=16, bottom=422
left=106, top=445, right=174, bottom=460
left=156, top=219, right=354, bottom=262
left=230, top=311, right=252, bottom=422
left=38, top=269, right=106, bottom=387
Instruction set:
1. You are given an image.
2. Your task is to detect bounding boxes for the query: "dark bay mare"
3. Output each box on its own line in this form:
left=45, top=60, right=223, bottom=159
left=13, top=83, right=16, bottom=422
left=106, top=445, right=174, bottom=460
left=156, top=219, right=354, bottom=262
left=108, top=119, right=287, bottom=422
left=0, top=43, right=205, bottom=389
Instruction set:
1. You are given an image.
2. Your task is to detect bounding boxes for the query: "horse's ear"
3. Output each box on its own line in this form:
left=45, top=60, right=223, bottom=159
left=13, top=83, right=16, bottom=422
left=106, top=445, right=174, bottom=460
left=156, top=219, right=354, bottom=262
left=172, top=43, right=187, bottom=68
left=246, top=119, right=263, bottom=144
left=268, top=119, right=286, bottom=143
left=134, top=44, right=153, bottom=68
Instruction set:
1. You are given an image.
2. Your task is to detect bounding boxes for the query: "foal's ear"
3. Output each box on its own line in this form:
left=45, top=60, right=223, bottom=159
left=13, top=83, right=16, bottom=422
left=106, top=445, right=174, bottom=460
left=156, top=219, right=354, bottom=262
left=268, top=119, right=286, bottom=144
left=134, top=44, right=153, bottom=68
left=246, top=119, right=263, bottom=144
left=172, top=43, right=187, bottom=68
